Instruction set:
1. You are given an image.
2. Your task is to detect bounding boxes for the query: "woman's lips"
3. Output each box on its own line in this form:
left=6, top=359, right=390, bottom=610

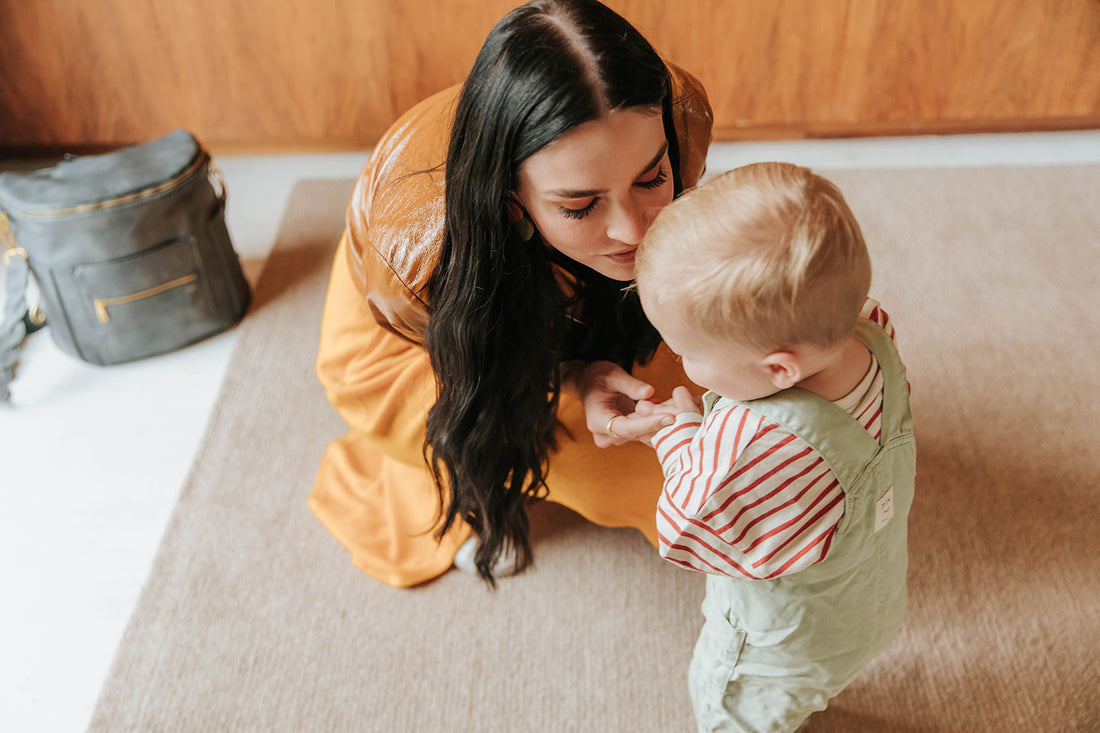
left=606, top=249, right=637, bottom=264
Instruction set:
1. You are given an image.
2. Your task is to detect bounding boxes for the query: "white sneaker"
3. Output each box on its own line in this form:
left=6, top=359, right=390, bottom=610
left=453, top=536, right=520, bottom=577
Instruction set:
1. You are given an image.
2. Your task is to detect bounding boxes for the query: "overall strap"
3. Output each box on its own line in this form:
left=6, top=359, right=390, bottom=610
left=735, top=317, right=910, bottom=491
left=853, top=317, right=913, bottom=444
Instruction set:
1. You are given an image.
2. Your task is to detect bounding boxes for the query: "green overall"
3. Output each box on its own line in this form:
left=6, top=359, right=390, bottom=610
left=689, top=318, right=916, bottom=733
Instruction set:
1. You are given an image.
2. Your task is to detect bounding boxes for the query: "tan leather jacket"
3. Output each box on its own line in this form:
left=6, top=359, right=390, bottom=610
left=344, top=63, right=714, bottom=344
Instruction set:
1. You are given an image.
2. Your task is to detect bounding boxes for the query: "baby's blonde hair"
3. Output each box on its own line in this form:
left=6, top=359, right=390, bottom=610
left=636, top=162, right=871, bottom=352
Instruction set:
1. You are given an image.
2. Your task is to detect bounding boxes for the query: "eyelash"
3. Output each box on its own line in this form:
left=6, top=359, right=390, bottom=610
left=561, top=201, right=597, bottom=220
left=638, top=167, right=669, bottom=190
left=559, top=167, right=669, bottom=220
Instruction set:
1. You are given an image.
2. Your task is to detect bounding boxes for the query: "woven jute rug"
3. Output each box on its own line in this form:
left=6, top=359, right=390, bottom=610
left=90, top=167, right=1100, bottom=732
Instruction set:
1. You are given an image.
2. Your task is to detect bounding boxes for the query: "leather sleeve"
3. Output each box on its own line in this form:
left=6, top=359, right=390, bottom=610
left=666, top=61, right=714, bottom=190
left=343, top=85, right=458, bottom=344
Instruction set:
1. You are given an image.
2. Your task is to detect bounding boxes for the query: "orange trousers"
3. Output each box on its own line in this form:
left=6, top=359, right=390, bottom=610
left=310, top=236, right=689, bottom=587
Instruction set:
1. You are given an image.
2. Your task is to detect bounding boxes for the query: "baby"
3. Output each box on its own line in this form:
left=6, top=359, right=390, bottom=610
left=633, top=162, right=915, bottom=732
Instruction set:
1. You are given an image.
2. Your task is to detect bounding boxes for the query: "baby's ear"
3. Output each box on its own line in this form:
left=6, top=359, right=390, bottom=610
left=763, top=351, right=802, bottom=390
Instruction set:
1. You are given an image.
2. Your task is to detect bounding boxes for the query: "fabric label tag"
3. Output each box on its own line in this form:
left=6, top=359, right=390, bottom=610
left=874, top=487, right=895, bottom=534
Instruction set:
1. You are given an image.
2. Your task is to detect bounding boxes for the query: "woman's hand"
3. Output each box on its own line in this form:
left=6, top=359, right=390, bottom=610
left=562, top=360, right=675, bottom=447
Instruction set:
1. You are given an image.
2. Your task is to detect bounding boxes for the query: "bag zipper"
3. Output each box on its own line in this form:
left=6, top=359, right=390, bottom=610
left=93, top=274, right=197, bottom=323
left=1, top=153, right=209, bottom=218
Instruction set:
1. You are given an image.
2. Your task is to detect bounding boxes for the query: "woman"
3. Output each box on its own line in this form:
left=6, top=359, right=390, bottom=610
left=311, top=0, right=713, bottom=586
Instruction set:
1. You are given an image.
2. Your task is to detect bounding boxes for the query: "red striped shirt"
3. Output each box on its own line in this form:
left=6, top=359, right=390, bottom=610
left=652, top=299, right=899, bottom=579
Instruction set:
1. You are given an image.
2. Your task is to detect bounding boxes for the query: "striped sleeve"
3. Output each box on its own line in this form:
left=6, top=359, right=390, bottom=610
left=652, top=403, right=845, bottom=580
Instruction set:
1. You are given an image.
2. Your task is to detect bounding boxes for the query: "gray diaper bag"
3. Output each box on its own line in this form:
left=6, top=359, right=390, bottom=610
left=0, top=129, right=251, bottom=401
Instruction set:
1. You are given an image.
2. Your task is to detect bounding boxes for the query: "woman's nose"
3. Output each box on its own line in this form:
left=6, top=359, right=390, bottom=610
left=606, top=200, right=648, bottom=245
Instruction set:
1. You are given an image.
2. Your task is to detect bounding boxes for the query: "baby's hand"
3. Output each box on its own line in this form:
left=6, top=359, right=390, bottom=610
left=620, top=398, right=672, bottom=444
left=658, top=386, right=703, bottom=415
left=628, top=386, right=702, bottom=443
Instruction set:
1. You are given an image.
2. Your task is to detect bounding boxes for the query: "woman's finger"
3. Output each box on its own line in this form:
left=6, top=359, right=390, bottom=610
left=600, top=367, right=655, bottom=401
left=614, top=411, right=674, bottom=442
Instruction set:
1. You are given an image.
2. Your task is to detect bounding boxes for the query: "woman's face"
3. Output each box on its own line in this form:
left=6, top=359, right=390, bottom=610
left=514, top=108, right=674, bottom=281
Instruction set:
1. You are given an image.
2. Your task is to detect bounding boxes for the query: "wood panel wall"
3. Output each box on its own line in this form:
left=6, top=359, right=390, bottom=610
left=1, top=0, right=1097, bottom=152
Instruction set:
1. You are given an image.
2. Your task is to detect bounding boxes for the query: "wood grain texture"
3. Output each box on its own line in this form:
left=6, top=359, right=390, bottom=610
left=1, top=0, right=1097, bottom=150
left=623, top=0, right=1100, bottom=138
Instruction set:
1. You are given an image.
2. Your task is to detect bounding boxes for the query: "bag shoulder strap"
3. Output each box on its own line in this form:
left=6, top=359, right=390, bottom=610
left=2, top=247, right=30, bottom=403
left=1, top=212, right=46, bottom=403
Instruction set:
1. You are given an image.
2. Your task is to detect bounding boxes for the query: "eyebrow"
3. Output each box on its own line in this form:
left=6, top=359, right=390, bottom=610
left=544, top=141, right=669, bottom=199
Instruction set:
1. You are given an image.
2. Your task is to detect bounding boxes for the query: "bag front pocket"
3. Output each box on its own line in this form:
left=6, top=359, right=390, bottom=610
left=92, top=273, right=198, bottom=323
left=71, top=235, right=219, bottom=364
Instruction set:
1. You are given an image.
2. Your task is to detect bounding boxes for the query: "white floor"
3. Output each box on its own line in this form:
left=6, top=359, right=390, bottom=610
left=2, top=131, right=1098, bottom=733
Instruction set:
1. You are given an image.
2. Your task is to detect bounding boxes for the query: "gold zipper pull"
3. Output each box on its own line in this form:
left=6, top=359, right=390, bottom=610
left=93, top=273, right=197, bottom=323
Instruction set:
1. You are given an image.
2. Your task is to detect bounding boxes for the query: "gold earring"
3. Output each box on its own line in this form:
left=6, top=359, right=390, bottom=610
left=513, top=216, right=534, bottom=242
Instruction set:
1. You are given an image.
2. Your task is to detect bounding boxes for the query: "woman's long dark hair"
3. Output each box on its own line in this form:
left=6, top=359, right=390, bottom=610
left=424, top=0, right=682, bottom=585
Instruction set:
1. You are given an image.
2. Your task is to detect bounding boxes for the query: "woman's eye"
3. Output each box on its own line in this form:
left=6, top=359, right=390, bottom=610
left=560, top=199, right=598, bottom=220
left=636, top=167, right=669, bottom=190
